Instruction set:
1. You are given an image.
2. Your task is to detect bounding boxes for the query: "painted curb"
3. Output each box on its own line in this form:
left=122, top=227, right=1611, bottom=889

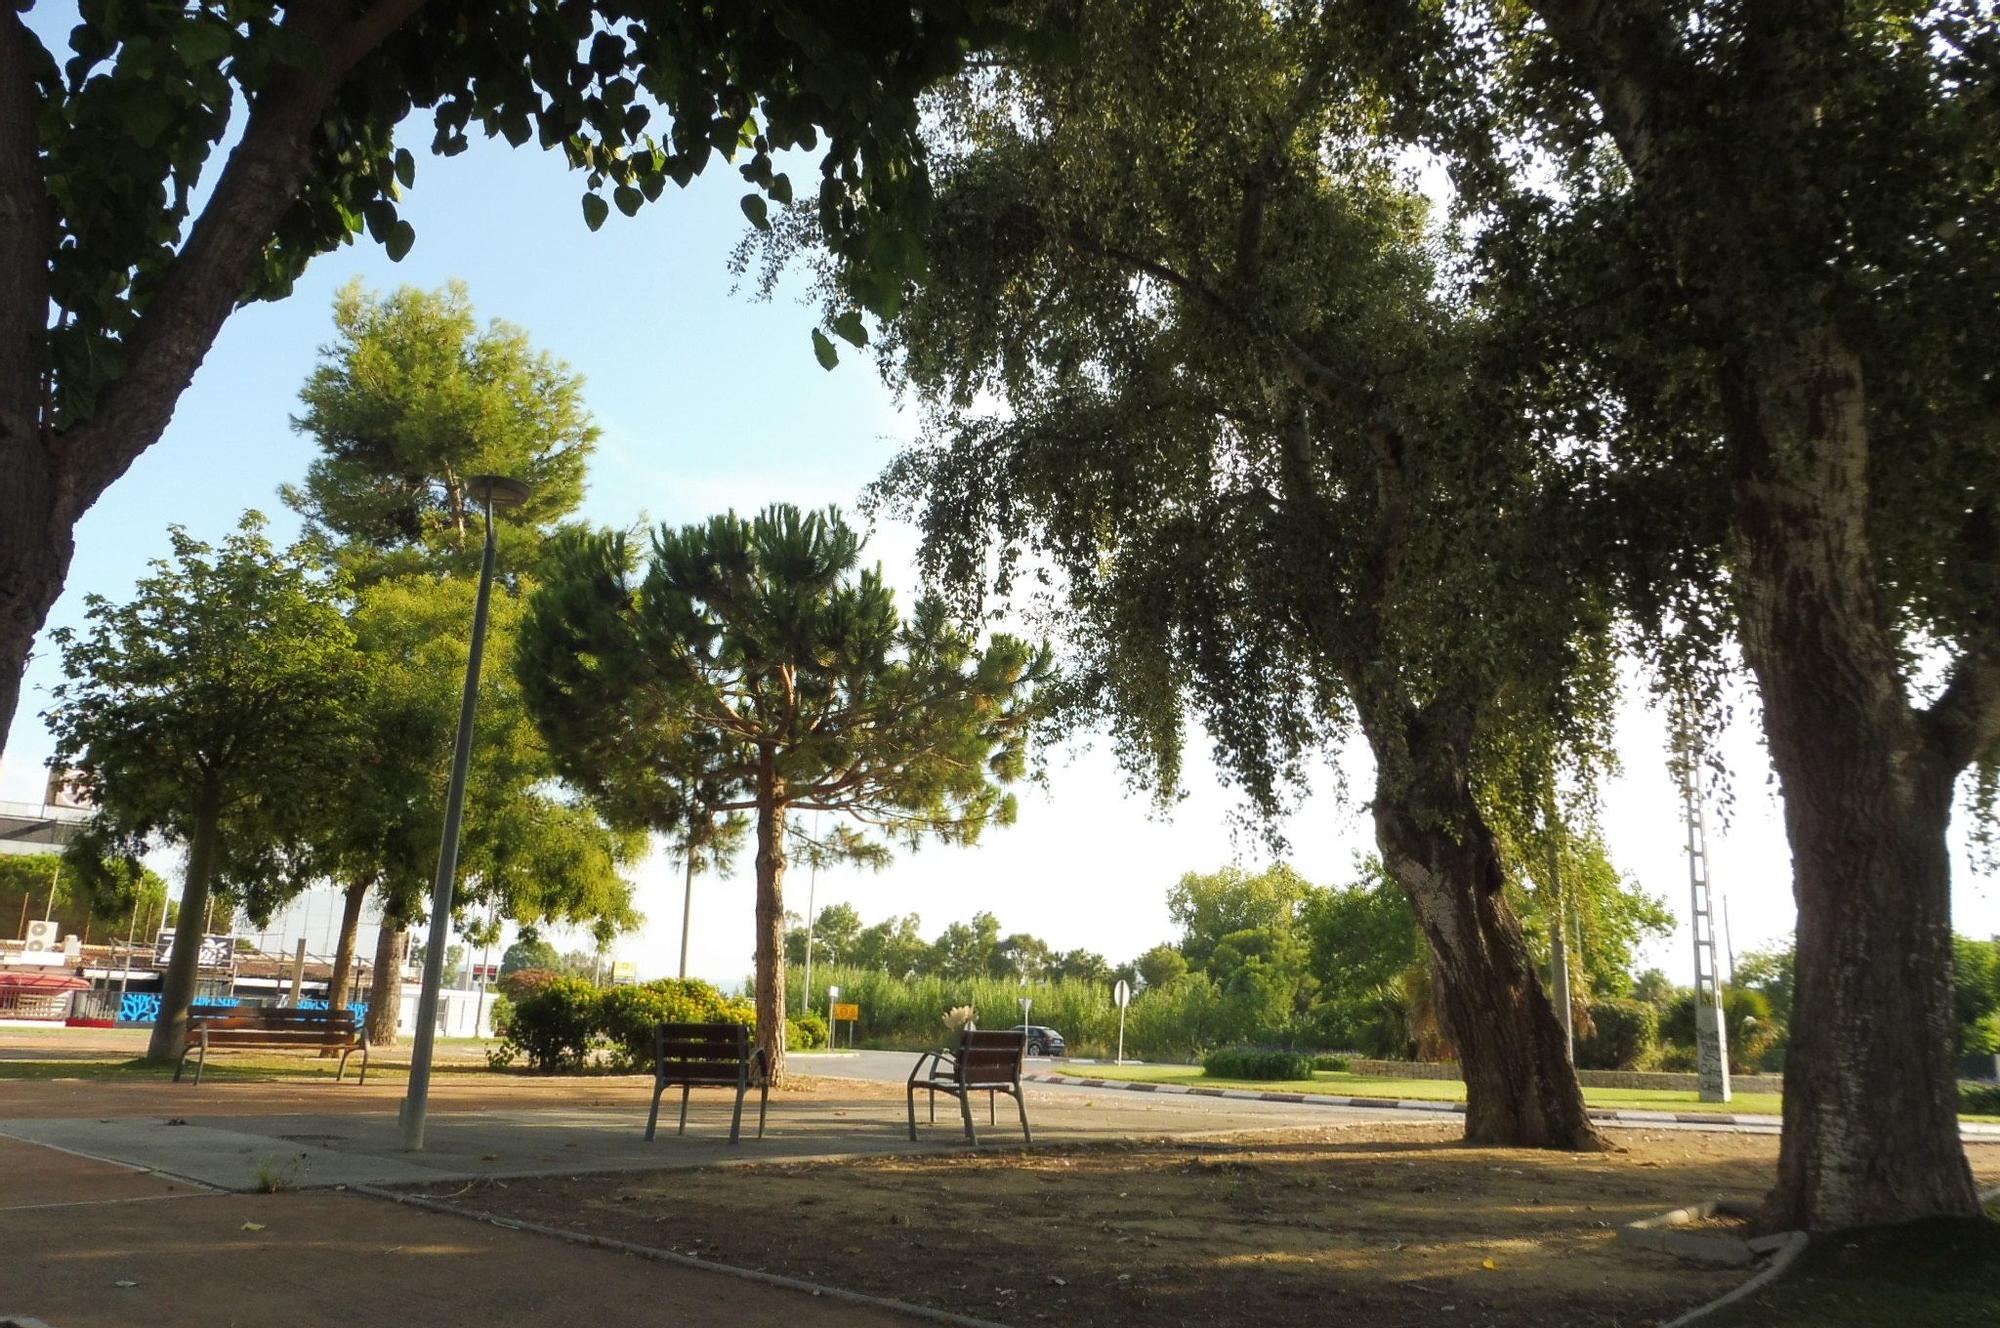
left=354, top=1184, right=1014, bottom=1328
left=1029, top=1073, right=2000, bottom=1139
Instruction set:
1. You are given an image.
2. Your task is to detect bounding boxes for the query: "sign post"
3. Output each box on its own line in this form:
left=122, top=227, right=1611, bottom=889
left=1112, top=978, right=1131, bottom=1064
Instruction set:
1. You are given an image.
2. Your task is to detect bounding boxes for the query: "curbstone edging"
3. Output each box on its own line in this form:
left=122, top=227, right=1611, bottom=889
left=1028, top=1072, right=2000, bottom=1139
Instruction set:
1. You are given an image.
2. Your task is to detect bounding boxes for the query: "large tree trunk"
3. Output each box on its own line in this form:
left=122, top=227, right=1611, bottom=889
left=753, top=778, right=789, bottom=1084
left=1373, top=784, right=1603, bottom=1151
left=325, top=875, right=371, bottom=1010
left=0, top=443, right=74, bottom=750
left=1727, top=340, right=1980, bottom=1229
left=366, top=920, right=408, bottom=1046
left=145, top=790, right=221, bottom=1061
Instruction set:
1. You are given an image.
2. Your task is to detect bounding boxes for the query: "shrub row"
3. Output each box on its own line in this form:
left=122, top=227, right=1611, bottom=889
left=1961, top=1080, right=2000, bottom=1116
left=1202, top=1046, right=1315, bottom=1081
left=492, top=976, right=824, bottom=1072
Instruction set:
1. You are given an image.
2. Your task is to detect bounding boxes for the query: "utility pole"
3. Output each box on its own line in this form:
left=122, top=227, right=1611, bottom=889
left=1680, top=746, right=1732, bottom=1103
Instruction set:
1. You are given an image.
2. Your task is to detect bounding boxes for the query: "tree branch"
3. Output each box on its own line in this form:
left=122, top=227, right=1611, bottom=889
left=59, top=0, right=430, bottom=507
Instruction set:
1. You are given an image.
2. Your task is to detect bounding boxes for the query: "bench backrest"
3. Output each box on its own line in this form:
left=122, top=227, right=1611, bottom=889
left=955, top=1029, right=1026, bottom=1088
left=655, top=1021, right=754, bottom=1084
left=186, top=1006, right=360, bottom=1046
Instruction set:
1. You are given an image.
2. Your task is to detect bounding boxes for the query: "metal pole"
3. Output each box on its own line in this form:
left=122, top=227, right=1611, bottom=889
left=116, top=899, right=139, bottom=1017
left=677, top=845, right=695, bottom=980
left=401, top=493, right=500, bottom=1151
left=1544, top=795, right=1572, bottom=1062
left=43, top=857, right=60, bottom=921
left=289, top=938, right=307, bottom=1005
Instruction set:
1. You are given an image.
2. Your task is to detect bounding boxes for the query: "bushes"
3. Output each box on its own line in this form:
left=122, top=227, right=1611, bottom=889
left=494, top=977, right=752, bottom=1073
left=1576, top=999, right=1657, bottom=1070
left=1310, top=1053, right=1350, bottom=1072
left=788, top=1010, right=829, bottom=1050
left=598, top=979, right=752, bottom=1072
left=1960, top=1080, right=2000, bottom=1116
left=1203, top=1046, right=1314, bottom=1081
left=495, top=976, right=601, bottom=1072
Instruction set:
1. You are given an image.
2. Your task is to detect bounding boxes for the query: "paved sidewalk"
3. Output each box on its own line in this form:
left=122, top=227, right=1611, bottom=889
left=0, top=1139, right=908, bottom=1328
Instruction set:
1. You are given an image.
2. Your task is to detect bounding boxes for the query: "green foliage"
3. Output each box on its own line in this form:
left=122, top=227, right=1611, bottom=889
left=1954, top=937, right=2000, bottom=1057
left=1301, top=860, right=1423, bottom=1038
left=493, top=975, right=602, bottom=1072
left=1168, top=865, right=1311, bottom=972
left=788, top=1011, right=830, bottom=1051
left=1961, top=1082, right=2000, bottom=1116
left=500, top=941, right=561, bottom=979
left=1310, top=1054, right=1351, bottom=1073
left=282, top=281, right=594, bottom=583
left=1135, top=945, right=1189, bottom=989
left=1575, top=1000, right=1658, bottom=1072
left=787, top=964, right=1124, bottom=1055
left=1202, top=1046, right=1315, bottom=1082
left=44, top=512, right=363, bottom=1037
left=848, top=912, right=930, bottom=976
left=0, top=849, right=168, bottom=939
left=597, top=979, right=753, bottom=1072
left=20, top=2, right=1020, bottom=436
left=1661, top=989, right=1782, bottom=1075
left=519, top=503, right=1053, bottom=1071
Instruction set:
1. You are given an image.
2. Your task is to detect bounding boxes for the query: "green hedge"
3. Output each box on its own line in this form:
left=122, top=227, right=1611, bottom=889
left=1961, top=1080, right=2000, bottom=1116
left=1310, top=1053, right=1350, bottom=1072
left=1577, top=999, right=1657, bottom=1070
left=493, top=977, right=754, bottom=1072
left=1203, top=1046, right=1315, bottom=1081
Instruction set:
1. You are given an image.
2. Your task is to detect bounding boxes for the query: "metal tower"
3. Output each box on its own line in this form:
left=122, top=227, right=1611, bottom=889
left=1680, top=754, right=1732, bottom=1103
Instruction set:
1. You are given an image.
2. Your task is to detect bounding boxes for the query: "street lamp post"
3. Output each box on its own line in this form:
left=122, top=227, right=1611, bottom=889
left=400, top=475, right=531, bottom=1151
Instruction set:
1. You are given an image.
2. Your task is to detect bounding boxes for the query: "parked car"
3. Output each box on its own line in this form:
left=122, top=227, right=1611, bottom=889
left=1009, top=1024, right=1067, bottom=1057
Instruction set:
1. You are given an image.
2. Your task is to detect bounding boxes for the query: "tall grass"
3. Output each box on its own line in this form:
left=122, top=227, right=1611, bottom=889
left=786, top=965, right=1284, bottom=1062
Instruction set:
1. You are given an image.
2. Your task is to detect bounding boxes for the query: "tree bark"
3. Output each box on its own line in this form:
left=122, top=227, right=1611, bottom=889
left=145, top=789, right=221, bottom=1061
left=326, top=875, right=372, bottom=1010
left=1725, top=338, right=1980, bottom=1229
left=753, top=765, right=789, bottom=1084
left=1369, top=742, right=1603, bottom=1150
left=366, top=919, right=408, bottom=1046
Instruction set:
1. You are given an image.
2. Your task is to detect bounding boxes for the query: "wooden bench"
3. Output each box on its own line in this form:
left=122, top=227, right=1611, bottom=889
left=174, top=1006, right=368, bottom=1086
left=644, top=1021, right=770, bottom=1144
left=907, top=1029, right=1032, bottom=1145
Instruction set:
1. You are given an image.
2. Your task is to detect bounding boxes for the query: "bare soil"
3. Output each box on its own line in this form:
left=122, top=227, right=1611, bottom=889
left=424, top=1124, right=2000, bottom=1328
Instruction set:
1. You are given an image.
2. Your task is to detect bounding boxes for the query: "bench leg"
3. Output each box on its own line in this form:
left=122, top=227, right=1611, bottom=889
left=645, top=1078, right=664, bottom=1141
left=174, top=1046, right=191, bottom=1083
left=907, top=1082, right=919, bottom=1141
left=729, top=1085, right=745, bottom=1145
left=193, top=1036, right=207, bottom=1087
left=757, top=1080, right=769, bottom=1140
left=959, top=1087, right=978, bottom=1146
left=679, top=1084, right=691, bottom=1135
left=989, top=1090, right=996, bottom=1126
left=1014, top=1086, right=1032, bottom=1144
left=336, top=1046, right=349, bottom=1082
left=929, top=1090, right=936, bottom=1123
left=356, top=1044, right=368, bottom=1087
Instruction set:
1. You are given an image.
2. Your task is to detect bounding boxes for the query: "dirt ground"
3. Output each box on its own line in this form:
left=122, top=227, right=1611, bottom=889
left=423, top=1123, right=2000, bottom=1328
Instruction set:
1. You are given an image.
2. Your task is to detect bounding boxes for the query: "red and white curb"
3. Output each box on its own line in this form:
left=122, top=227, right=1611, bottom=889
left=1028, top=1072, right=2000, bottom=1140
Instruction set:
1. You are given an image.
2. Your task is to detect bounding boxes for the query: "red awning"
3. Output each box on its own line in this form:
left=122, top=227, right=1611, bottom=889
left=0, top=973, right=90, bottom=991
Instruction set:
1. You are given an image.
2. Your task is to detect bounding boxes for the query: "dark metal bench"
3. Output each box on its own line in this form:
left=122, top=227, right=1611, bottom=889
left=644, top=1021, right=770, bottom=1144
left=175, top=1006, right=368, bottom=1086
left=907, top=1029, right=1031, bottom=1145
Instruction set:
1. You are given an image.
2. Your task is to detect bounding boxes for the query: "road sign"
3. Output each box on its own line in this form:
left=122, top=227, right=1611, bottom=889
left=832, top=1002, right=859, bottom=1022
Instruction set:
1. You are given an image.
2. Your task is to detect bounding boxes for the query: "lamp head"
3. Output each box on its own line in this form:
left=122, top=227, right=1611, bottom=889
left=467, top=475, right=532, bottom=509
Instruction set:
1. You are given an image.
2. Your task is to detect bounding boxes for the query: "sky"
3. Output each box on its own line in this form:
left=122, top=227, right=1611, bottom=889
left=5, top=34, right=1997, bottom=991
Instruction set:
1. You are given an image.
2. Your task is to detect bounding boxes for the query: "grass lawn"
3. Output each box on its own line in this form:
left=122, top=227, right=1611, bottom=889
left=1704, top=1212, right=2000, bottom=1327
left=1056, top=1062, right=1791, bottom=1116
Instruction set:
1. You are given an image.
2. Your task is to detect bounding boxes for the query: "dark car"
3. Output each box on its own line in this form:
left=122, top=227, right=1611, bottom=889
left=1010, top=1024, right=1067, bottom=1057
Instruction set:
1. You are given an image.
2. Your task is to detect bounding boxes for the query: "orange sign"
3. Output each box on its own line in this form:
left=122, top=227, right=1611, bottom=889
left=832, top=1002, right=859, bottom=1022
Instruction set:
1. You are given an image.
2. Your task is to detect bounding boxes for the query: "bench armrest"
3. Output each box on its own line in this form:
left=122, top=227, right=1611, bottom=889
left=907, top=1048, right=954, bottom=1086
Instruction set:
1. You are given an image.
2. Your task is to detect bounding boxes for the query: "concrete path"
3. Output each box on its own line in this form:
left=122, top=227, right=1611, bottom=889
left=0, top=1138, right=909, bottom=1328
left=0, top=1072, right=1394, bottom=1193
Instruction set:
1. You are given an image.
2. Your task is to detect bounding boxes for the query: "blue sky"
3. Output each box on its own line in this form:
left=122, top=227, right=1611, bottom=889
left=6, top=12, right=1996, bottom=988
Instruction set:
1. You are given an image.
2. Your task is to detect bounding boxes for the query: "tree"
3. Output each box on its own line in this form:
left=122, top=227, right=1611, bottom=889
left=928, top=911, right=1004, bottom=979
left=518, top=503, right=1052, bottom=1080
left=1134, top=944, right=1189, bottom=990
left=995, top=931, right=1055, bottom=980
left=0, top=1, right=1026, bottom=744
left=1301, top=862, right=1423, bottom=1042
left=1048, top=949, right=1112, bottom=984
left=805, top=0, right=1618, bottom=1147
left=785, top=902, right=862, bottom=967
left=1167, top=866, right=1312, bottom=973
left=283, top=280, right=595, bottom=582
left=281, top=282, right=638, bottom=1033
left=0, top=847, right=167, bottom=944
left=849, top=912, right=929, bottom=976
left=1423, top=0, right=2000, bottom=1226
left=500, top=936, right=560, bottom=977
left=44, top=514, right=363, bottom=1058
